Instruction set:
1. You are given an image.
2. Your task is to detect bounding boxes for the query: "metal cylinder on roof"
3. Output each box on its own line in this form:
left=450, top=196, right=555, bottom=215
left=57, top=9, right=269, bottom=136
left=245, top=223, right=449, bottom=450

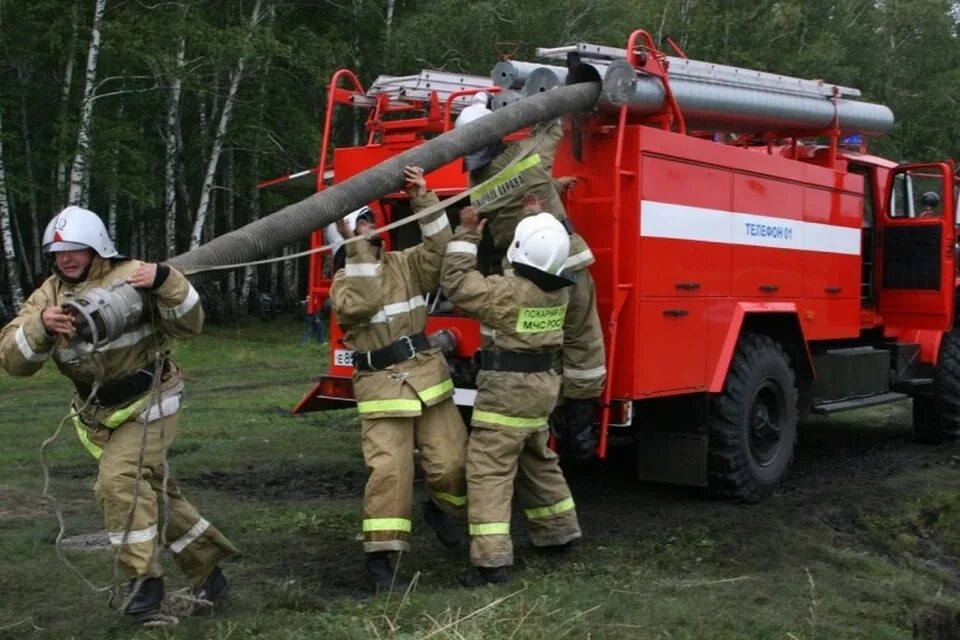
left=497, top=56, right=895, bottom=135
left=491, top=89, right=524, bottom=110
left=524, top=67, right=565, bottom=96
left=492, top=60, right=566, bottom=89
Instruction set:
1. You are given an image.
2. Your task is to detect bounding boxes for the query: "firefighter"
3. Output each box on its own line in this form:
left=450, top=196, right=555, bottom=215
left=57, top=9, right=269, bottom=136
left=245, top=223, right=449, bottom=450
left=331, top=166, right=468, bottom=591
left=0, top=206, right=236, bottom=619
left=455, top=93, right=605, bottom=460
left=440, top=207, right=582, bottom=587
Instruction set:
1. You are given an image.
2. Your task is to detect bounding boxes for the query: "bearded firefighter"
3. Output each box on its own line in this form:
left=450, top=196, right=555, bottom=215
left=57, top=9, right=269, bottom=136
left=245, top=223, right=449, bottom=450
left=331, top=166, right=468, bottom=591
left=440, top=207, right=582, bottom=587
left=0, top=206, right=236, bottom=619
left=455, top=92, right=605, bottom=460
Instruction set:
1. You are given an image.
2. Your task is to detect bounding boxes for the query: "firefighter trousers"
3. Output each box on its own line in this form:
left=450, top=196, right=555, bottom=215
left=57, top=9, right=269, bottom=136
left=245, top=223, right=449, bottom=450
left=80, top=410, right=238, bottom=584
left=360, top=398, right=468, bottom=552
left=561, top=267, right=606, bottom=400
left=466, top=426, right=581, bottom=568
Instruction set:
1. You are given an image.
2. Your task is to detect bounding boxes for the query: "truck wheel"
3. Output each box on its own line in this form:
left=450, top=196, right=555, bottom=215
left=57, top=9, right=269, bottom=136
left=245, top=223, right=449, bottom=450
left=913, top=328, right=960, bottom=443
left=707, top=332, right=798, bottom=502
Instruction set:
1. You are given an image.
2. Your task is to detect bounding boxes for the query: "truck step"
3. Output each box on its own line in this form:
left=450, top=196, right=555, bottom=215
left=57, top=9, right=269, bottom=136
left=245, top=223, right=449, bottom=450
left=811, top=391, right=908, bottom=414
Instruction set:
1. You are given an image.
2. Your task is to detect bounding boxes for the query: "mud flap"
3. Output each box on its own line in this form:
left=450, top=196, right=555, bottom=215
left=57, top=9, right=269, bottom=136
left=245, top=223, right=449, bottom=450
left=636, top=431, right=708, bottom=487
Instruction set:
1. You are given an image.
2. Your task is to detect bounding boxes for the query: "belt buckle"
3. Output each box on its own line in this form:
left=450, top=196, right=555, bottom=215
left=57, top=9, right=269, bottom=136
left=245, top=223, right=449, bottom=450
left=399, top=335, right=416, bottom=361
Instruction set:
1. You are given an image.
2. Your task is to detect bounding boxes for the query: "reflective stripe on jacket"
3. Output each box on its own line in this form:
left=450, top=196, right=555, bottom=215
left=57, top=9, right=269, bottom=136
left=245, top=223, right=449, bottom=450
left=468, top=119, right=594, bottom=271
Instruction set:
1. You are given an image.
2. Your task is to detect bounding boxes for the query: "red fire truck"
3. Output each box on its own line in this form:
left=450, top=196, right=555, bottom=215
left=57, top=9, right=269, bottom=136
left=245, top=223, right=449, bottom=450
left=268, top=31, right=960, bottom=501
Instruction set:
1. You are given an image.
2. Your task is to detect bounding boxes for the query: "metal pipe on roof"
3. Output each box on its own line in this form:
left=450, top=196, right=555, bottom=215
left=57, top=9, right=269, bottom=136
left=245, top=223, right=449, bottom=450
left=502, top=57, right=894, bottom=135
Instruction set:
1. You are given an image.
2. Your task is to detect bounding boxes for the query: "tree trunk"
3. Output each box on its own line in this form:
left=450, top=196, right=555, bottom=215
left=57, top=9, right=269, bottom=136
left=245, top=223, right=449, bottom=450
left=169, top=81, right=601, bottom=280
left=204, top=179, right=217, bottom=243
left=56, top=1, right=79, bottom=206
left=105, top=102, right=124, bottom=240
left=175, top=119, right=192, bottom=221
left=0, top=4, right=24, bottom=307
left=269, top=255, right=278, bottom=302
left=238, top=165, right=260, bottom=313
left=108, top=191, right=118, bottom=247
left=13, top=207, right=32, bottom=291
left=17, top=73, right=42, bottom=279
left=239, top=41, right=274, bottom=316
left=67, top=0, right=107, bottom=207
left=2, top=163, right=27, bottom=305
left=224, top=148, right=236, bottom=315
left=164, top=35, right=185, bottom=258
left=385, top=0, right=396, bottom=44
left=189, top=0, right=263, bottom=250
left=282, top=245, right=296, bottom=306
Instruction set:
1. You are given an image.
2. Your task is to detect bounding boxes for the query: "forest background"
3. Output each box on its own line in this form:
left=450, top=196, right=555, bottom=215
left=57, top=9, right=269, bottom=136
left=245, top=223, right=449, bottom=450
left=1, top=0, right=958, bottom=317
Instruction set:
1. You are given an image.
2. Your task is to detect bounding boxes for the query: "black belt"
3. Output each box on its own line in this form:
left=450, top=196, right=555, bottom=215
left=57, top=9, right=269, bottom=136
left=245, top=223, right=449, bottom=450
left=473, top=349, right=555, bottom=373
left=354, top=332, right=431, bottom=371
left=561, top=217, right=575, bottom=235
left=74, top=362, right=166, bottom=407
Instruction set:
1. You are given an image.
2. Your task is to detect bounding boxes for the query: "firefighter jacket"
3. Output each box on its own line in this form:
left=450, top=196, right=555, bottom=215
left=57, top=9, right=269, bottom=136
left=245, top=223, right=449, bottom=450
left=467, top=119, right=594, bottom=273
left=1, top=257, right=201, bottom=390
left=331, top=191, right=455, bottom=419
left=440, top=228, right=569, bottom=429
left=1, top=256, right=202, bottom=453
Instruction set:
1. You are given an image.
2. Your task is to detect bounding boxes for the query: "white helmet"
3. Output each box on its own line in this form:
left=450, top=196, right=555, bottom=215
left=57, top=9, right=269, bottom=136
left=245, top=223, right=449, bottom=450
left=325, top=206, right=374, bottom=252
left=454, top=92, right=493, bottom=128
left=507, top=213, right=570, bottom=276
left=42, top=206, right=118, bottom=258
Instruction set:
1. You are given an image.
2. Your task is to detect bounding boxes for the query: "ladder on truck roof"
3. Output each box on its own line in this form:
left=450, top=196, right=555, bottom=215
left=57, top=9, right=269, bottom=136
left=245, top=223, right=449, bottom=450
left=535, top=41, right=862, bottom=99
left=357, top=69, right=495, bottom=114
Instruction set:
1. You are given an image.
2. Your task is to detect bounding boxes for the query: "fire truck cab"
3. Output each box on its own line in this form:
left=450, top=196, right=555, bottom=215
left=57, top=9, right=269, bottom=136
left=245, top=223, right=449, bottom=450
left=277, top=32, right=960, bottom=502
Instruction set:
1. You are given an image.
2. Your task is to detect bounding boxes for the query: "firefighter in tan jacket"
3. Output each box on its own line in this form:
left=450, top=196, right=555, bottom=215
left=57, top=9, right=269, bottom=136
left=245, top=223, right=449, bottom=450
left=440, top=208, right=582, bottom=587
left=331, top=166, right=468, bottom=591
left=456, top=94, right=605, bottom=460
left=0, top=206, right=236, bottom=619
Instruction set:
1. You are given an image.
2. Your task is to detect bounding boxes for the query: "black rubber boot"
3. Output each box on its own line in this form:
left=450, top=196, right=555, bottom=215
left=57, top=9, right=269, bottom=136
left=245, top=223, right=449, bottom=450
left=364, top=552, right=411, bottom=592
left=563, top=399, right=598, bottom=460
left=193, top=566, right=231, bottom=604
left=457, top=566, right=510, bottom=588
left=422, top=499, right=462, bottom=549
left=122, top=576, right=165, bottom=617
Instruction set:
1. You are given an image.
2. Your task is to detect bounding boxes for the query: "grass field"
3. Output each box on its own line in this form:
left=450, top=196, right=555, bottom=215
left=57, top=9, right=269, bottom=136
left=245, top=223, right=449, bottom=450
left=2, top=319, right=960, bottom=639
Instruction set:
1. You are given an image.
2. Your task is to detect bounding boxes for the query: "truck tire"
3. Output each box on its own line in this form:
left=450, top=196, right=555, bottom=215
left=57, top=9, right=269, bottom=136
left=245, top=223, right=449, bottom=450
left=913, top=328, right=960, bottom=443
left=707, top=332, right=798, bottom=502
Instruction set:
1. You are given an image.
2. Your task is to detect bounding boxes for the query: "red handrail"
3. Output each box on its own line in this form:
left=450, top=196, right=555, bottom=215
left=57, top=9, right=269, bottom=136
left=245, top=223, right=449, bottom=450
left=625, top=29, right=686, bottom=134
left=597, top=103, right=633, bottom=459
left=316, top=69, right=366, bottom=193
left=307, top=69, right=366, bottom=312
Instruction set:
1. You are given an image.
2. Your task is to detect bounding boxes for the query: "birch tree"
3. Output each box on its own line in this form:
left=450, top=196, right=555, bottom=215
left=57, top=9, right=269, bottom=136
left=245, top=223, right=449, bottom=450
left=0, top=0, right=23, bottom=306
left=66, top=0, right=107, bottom=207
left=56, top=0, right=79, bottom=206
left=189, top=0, right=266, bottom=250
left=0, top=110, right=24, bottom=308
left=164, top=34, right=186, bottom=257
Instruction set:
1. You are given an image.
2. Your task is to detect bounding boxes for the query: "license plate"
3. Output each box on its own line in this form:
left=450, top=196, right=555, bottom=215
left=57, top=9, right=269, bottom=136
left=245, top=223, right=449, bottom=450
left=334, top=349, right=355, bottom=367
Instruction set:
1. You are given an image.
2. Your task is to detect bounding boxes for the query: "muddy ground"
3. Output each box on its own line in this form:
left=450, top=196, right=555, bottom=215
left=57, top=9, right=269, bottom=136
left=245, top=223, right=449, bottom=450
left=31, top=399, right=960, bottom=638
left=172, top=404, right=960, bottom=613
